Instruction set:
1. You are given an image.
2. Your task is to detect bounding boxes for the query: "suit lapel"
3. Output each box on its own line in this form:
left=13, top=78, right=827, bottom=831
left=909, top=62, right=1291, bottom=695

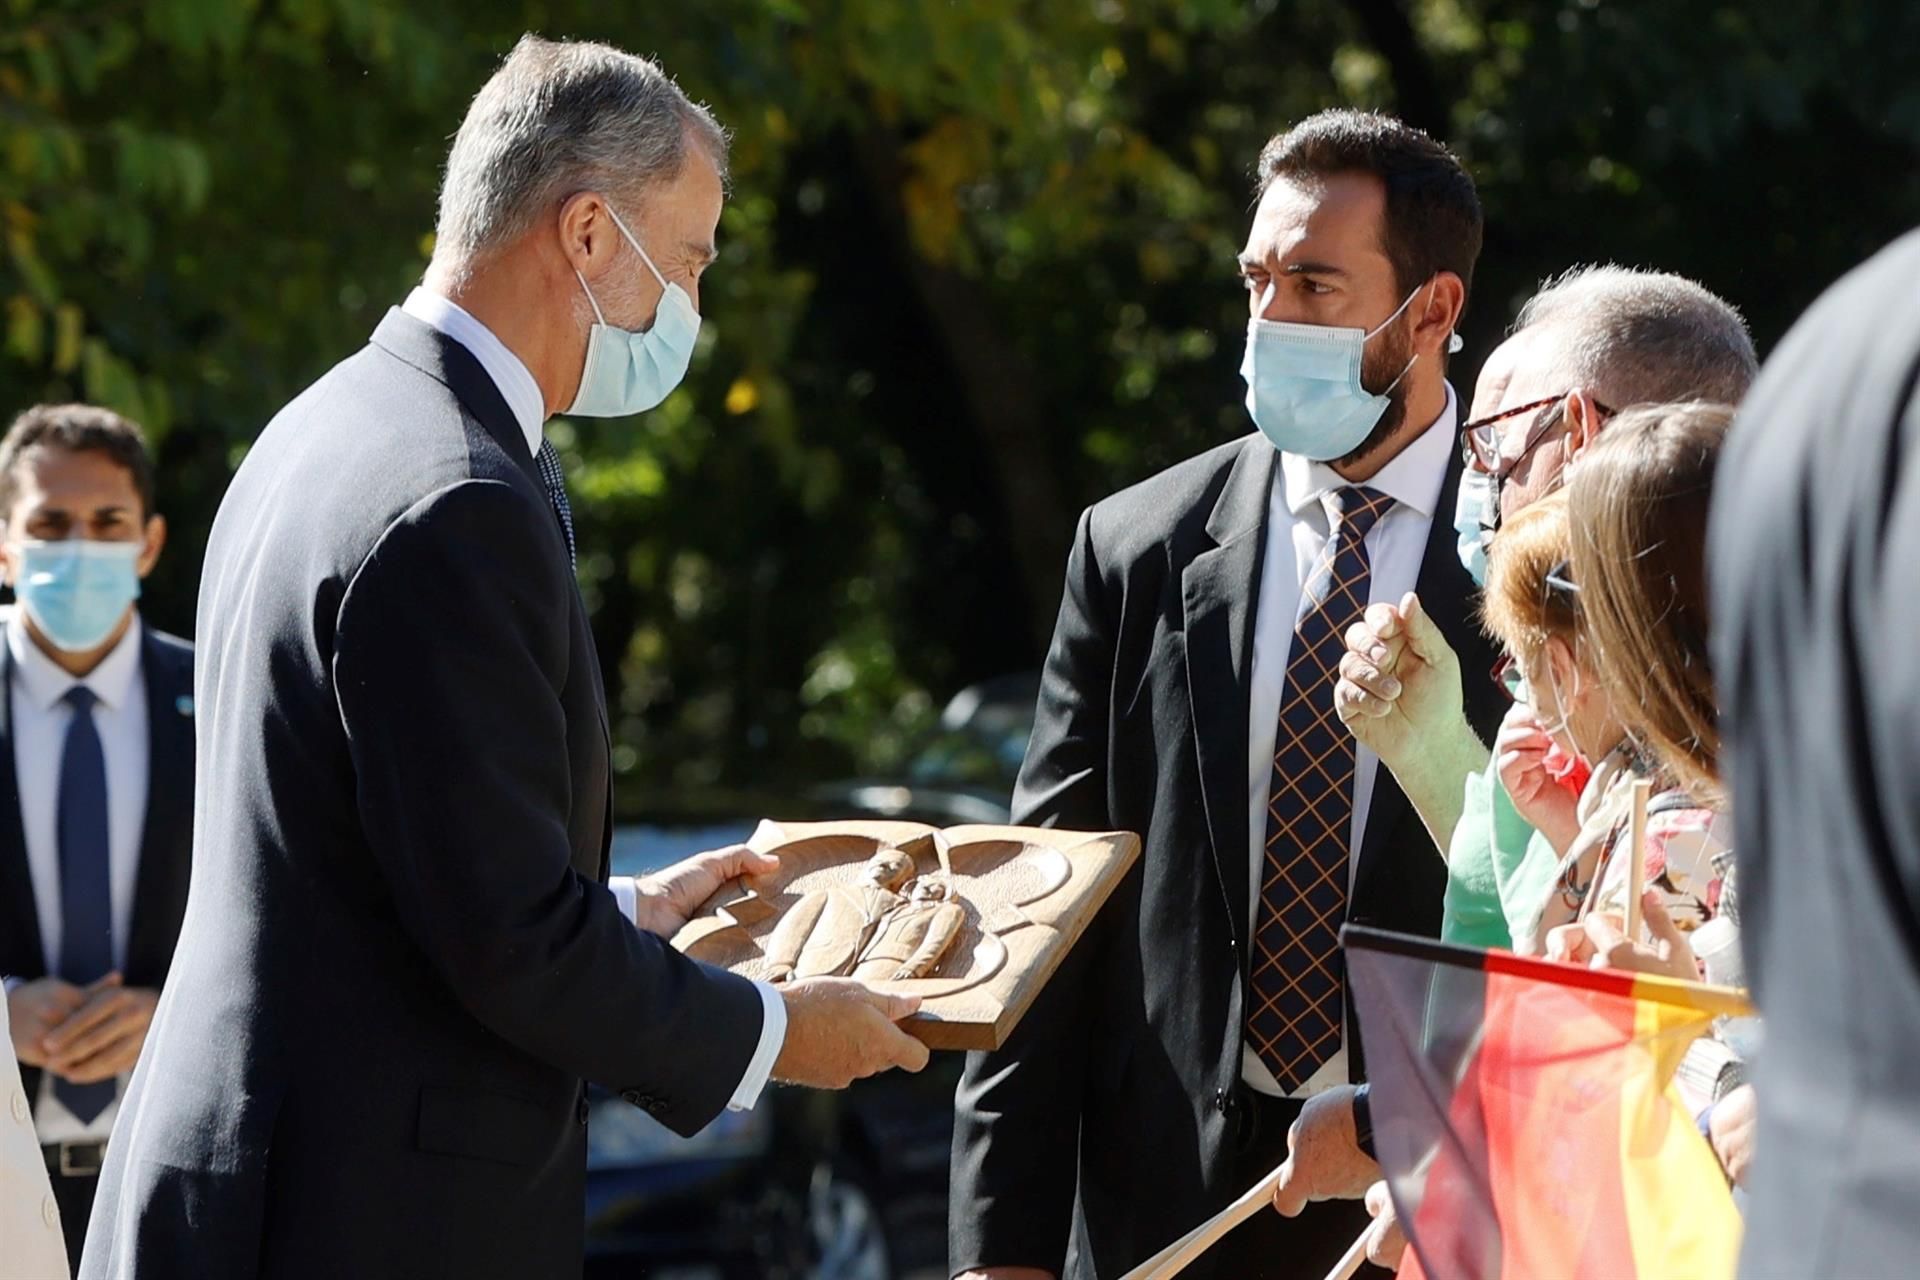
left=0, top=638, right=45, bottom=977
left=127, top=633, right=193, bottom=983
left=1182, top=438, right=1276, bottom=953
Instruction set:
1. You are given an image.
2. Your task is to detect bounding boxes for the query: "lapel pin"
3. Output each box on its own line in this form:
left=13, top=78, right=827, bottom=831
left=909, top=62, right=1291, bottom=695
left=176, top=695, right=194, bottom=717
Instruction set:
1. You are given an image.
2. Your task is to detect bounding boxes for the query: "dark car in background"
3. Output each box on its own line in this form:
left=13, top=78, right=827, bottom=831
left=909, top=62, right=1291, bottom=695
left=583, top=674, right=1037, bottom=1278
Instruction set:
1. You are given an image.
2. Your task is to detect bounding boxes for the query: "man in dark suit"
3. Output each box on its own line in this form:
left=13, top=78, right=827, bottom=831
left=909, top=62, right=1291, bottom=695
left=0, top=404, right=193, bottom=1270
left=1710, top=227, right=1920, bottom=1278
left=950, top=111, right=1505, bottom=1280
left=81, top=36, right=925, bottom=1280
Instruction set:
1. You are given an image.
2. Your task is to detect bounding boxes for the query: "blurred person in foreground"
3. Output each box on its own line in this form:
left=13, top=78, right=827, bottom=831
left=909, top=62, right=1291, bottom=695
left=1273, top=273, right=1757, bottom=1226
left=81, top=36, right=925, bottom=1280
left=1709, top=228, right=1920, bottom=1275
left=0, top=406, right=192, bottom=1270
left=952, top=109, right=1504, bottom=1280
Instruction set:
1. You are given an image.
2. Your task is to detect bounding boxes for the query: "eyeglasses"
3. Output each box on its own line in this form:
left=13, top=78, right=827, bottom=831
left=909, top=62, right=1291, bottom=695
left=1460, top=394, right=1617, bottom=475
left=1491, top=652, right=1527, bottom=702
left=1459, top=394, right=1616, bottom=535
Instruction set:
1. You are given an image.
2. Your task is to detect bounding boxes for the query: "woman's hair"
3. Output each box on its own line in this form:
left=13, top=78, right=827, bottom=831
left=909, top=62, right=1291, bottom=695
left=1481, top=490, right=1576, bottom=658
left=1566, top=400, right=1734, bottom=800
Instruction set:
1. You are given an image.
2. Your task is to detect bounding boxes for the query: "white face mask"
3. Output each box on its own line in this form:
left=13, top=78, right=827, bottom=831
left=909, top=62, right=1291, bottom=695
left=567, top=205, right=702, bottom=417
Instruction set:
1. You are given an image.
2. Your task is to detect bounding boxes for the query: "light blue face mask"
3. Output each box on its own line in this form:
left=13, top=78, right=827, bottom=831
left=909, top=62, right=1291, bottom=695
left=1239, top=280, right=1460, bottom=462
left=567, top=206, right=701, bottom=417
left=11, top=539, right=142, bottom=653
left=1453, top=464, right=1495, bottom=585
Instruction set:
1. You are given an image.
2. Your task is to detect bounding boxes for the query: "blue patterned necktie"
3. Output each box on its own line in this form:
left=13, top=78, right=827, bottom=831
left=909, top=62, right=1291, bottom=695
left=1248, top=485, right=1394, bottom=1091
left=56, top=685, right=116, bottom=1123
left=535, top=438, right=576, bottom=569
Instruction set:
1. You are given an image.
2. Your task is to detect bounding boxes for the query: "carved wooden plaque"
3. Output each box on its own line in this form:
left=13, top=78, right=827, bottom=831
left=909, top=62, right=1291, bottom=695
left=671, top=819, right=1141, bottom=1051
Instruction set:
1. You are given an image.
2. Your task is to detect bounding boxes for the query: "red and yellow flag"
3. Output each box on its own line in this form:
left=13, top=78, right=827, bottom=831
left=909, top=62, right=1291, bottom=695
left=1344, top=926, right=1748, bottom=1280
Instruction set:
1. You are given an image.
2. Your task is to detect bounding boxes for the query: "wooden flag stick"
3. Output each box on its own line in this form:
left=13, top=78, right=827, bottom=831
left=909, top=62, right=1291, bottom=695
left=1626, top=778, right=1652, bottom=943
left=1118, top=1168, right=1372, bottom=1280
left=1117, top=1165, right=1284, bottom=1280
left=1323, top=1229, right=1373, bottom=1280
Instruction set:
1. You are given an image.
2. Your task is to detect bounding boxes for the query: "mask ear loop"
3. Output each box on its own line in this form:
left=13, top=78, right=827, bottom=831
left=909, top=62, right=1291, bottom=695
left=574, top=269, right=607, bottom=325
left=1367, top=277, right=1443, bottom=396
left=604, top=205, right=672, bottom=293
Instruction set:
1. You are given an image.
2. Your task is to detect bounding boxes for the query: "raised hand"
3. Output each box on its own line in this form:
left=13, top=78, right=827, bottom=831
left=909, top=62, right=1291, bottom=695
left=1335, top=593, right=1465, bottom=770
left=772, top=977, right=930, bottom=1089
left=1493, top=702, right=1582, bottom=855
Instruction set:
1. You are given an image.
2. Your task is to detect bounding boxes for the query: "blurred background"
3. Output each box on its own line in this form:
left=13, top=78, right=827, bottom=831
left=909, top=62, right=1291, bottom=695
left=6, top=2, right=1920, bottom=1274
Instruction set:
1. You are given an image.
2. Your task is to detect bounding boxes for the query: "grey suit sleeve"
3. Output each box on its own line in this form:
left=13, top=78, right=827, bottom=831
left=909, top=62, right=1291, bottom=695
left=950, top=506, right=1116, bottom=1272
left=332, top=479, right=763, bottom=1136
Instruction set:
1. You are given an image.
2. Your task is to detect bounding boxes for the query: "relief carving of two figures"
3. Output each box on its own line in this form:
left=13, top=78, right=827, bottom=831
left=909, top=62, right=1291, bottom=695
left=762, top=848, right=966, bottom=983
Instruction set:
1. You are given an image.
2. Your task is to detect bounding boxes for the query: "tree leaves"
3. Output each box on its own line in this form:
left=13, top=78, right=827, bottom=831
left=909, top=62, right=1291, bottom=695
left=3, top=0, right=1916, bottom=798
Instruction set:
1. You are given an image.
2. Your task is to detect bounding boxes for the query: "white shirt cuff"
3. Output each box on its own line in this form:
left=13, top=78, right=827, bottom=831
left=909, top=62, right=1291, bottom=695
left=611, top=876, right=785, bottom=1111
left=726, top=981, right=787, bottom=1112
left=610, top=875, right=640, bottom=927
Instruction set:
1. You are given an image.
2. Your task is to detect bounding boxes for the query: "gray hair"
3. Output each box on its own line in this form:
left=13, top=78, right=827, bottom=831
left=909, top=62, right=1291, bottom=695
left=433, top=35, right=728, bottom=276
left=1513, top=264, right=1758, bottom=407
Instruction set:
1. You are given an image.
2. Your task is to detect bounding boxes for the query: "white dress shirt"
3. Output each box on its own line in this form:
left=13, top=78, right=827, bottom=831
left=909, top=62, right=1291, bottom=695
left=10, top=615, right=149, bottom=1144
left=1242, top=386, right=1458, bottom=1098
left=399, top=289, right=786, bottom=1112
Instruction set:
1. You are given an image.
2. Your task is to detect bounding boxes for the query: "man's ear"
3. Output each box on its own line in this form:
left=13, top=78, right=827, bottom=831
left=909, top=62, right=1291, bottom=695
left=558, top=191, right=619, bottom=282
left=1414, top=271, right=1468, bottom=359
left=137, top=513, right=167, bottom=579
left=1563, top=389, right=1606, bottom=457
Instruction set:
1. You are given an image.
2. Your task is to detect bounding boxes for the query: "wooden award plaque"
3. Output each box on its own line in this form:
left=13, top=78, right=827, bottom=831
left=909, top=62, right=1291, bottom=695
left=669, top=819, right=1141, bottom=1051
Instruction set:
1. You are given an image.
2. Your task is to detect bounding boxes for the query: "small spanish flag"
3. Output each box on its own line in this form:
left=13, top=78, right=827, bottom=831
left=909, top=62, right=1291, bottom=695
left=1344, top=926, right=1748, bottom=1280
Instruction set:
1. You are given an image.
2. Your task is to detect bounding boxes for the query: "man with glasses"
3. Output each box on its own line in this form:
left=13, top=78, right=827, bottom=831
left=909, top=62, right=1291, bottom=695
left=1266, top=265, right=1758, bottom=1230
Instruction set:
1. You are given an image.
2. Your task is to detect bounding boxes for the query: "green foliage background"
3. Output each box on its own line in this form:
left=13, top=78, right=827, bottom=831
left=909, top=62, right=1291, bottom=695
left=5, top=0, right=1917, bottom=806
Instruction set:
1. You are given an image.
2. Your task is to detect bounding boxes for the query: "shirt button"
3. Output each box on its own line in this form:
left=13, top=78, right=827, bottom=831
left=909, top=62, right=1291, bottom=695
left=42, top=1194, right=59, bottom=1228
left=10, top=1090, right=26, bottom=1123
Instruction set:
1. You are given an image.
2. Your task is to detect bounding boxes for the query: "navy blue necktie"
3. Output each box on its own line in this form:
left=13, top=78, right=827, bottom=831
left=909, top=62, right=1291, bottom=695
left=535, top=439, right=576, bottom=569
left=56, top=685, right=116, bottom=1123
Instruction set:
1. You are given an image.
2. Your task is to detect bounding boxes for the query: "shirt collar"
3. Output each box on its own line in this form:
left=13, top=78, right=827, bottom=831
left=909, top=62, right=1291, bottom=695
left=401, top=287, right=546, bottom=457
left=8, top=610, right=143, bottom=713
left=1278, top=381, right=1459, bottom=521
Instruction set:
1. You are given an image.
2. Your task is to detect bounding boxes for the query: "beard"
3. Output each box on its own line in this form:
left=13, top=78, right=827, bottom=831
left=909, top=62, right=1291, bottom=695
left=1332, top=315, right=1418, bottom=471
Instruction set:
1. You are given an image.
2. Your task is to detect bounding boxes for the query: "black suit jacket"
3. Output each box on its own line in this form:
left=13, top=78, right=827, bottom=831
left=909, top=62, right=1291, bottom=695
left=1711, top=227, right=1920, bottom=1279
left=81, top=310, right=767, bottom=1279
left=950, top=432, right=1504, bottom=1278
left=0, top=624, right=195, bottom=1111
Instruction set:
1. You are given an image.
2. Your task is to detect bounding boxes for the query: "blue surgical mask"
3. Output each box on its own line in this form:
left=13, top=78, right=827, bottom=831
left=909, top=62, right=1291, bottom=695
left=567, top=206, right=701, bottom=417
left=1453, top=464, right=1495, bottom=585
left=1240, top=281, right=1456, bottom=462
left=11, top=539, right=142, bottom=653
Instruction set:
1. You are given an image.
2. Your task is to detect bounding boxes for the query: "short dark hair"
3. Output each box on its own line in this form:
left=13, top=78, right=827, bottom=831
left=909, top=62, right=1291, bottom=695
left=0, top=403, right=157, bottom=519
left=1257, top=109, right=1484, bottom=310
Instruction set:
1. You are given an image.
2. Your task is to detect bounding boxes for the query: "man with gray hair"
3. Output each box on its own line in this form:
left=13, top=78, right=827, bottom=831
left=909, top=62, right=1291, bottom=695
left=80, top=35, right=926, bottom=1279
left=1330, top=263, right=1757, bottom=943
left=1263, top=264, right=1757, bottom=1238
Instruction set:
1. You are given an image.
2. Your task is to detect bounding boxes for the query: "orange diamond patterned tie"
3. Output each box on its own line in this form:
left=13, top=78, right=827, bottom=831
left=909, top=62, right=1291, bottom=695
left=1248, top=485, right=1395, bottom=1091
